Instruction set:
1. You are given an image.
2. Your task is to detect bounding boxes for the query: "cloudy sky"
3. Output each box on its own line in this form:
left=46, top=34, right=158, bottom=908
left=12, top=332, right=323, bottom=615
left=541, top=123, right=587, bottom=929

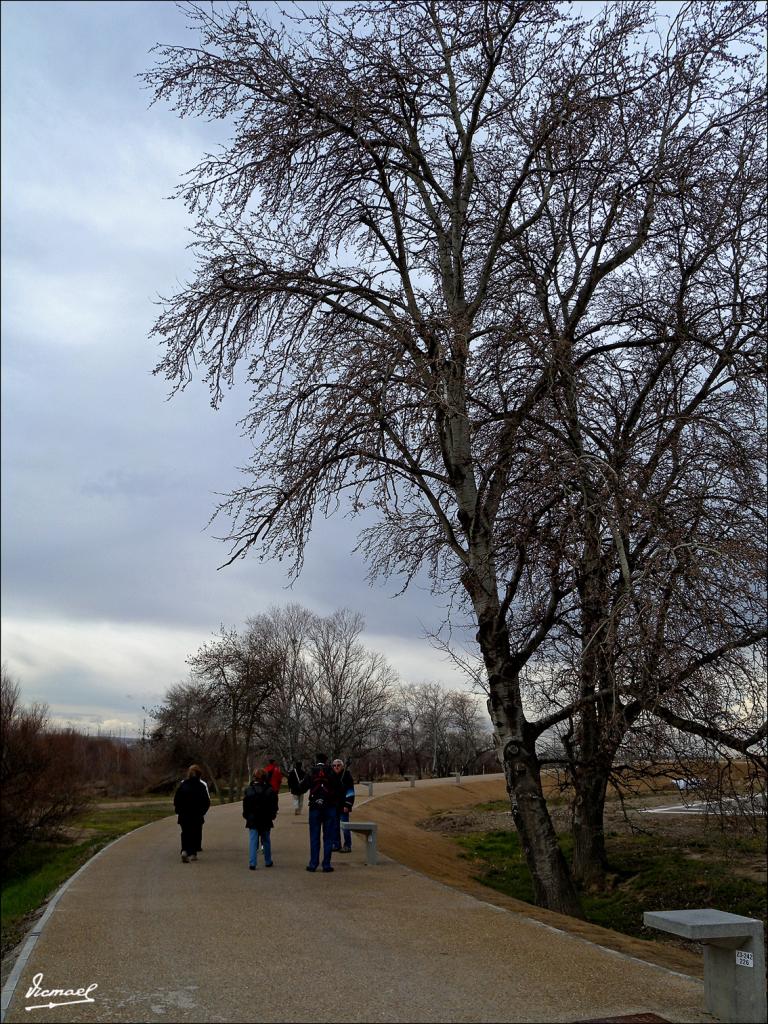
left=1, top=0, right=478, bottom=735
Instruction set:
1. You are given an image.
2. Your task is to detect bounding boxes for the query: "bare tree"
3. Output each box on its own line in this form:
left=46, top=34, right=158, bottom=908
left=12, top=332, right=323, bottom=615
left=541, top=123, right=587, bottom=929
left=148, top=680, right=228, bottom=799
left=301, top=609, right=397, bottom=757
left=246, top=603, right=315, bottom=766
left=388, top=683, right=432, bottom=778
left=416, top=681, right=456, bottom=777
left=146, top=1, right=765, bottom=914
left=188, top=626, right=278, bottom=799
left=449, top=690, right=492, bottom=774
left=385, top=681, right=491, bottom=776
left=246, top=604, right=397, bottom=763
left=1, top=668, right=90, bottom=863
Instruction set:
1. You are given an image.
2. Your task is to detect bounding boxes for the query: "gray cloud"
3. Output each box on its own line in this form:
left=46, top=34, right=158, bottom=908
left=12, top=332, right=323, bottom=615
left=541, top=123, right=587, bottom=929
left=1, top=1, right=474, bottom=731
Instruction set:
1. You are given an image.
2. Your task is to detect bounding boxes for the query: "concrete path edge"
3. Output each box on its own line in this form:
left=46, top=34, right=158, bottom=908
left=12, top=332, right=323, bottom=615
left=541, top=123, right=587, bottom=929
left=0, top=819, right=170, bottom=1024
left=358, top=791, right=702, bottom=991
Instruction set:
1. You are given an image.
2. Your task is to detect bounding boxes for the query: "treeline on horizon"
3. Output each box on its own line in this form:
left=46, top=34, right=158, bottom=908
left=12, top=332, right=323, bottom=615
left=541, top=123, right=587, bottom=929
left=148, top=604, right=496, bottom=802
left=0, top=604, right=497, bottom=865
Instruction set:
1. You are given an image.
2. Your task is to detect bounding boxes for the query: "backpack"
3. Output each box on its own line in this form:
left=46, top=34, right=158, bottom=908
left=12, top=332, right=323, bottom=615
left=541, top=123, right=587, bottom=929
left=309, top=765, right=333, bottom=808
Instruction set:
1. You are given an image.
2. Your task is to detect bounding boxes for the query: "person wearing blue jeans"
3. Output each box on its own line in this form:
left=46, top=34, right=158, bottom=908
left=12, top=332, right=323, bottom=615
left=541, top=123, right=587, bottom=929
left=298, top=754, right=342, bottom=872
left=331, top=759, right=355, bottom=852
left=248, top=824, right=273, bottom=868
left=242, top=768, right=278, bottom=869
left=308, top=801, right=338, bottom=871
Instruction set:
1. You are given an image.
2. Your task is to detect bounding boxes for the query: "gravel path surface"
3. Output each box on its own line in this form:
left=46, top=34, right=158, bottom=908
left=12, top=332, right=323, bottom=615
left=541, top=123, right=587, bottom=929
left=1, top=777, right=710, bottom=1023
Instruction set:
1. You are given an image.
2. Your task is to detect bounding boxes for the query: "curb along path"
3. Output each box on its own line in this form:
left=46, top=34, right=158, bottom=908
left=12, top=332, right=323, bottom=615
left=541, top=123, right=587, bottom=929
left=2, top=777, right=709, bottom=1023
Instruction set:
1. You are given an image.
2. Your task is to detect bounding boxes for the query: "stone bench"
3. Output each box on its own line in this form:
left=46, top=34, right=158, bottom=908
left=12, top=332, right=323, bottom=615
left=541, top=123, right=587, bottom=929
left=404, top=775, right=416, bottom=788
left=341, top=821, right=378, bottom=865
left=643, top=909, right=766, bottom=1024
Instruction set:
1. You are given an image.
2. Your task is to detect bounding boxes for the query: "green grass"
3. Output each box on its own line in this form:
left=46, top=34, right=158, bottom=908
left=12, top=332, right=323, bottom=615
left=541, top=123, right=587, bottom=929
left=1, top=801, right=173, bottom=956
left=73, top=799, right=172, bottom=835
left=456, top=829, right=767, bottom=940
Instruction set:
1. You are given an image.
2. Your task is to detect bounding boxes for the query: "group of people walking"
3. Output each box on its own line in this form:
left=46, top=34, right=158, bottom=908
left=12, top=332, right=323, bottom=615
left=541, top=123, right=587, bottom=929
left=172, top=755, right=356, bottom=872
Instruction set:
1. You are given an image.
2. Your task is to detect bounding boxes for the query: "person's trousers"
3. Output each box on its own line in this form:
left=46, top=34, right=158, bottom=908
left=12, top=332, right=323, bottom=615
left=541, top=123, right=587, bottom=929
left=292, top=792, right=304, bottom=813
left=335, top=810, right=352, bottom=850
left=179, top=818, right=203, bottom=854
left=308, top=805, right=337, bottom=869
left=248, top=828, right=272, bottom=866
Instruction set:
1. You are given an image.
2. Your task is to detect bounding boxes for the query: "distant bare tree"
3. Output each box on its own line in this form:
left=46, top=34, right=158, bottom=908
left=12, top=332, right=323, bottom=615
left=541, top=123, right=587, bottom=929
left=301, top=609, right=397, bottom=757
left=449, top=691, right=492, bottom=774
left=246, top=603, right=315, bottom=766
left=416, top=681, right=456, bottom=777
left=188, top=625, right=278, bottom=799
left=146, top=1, right=765, bottom=915
left=388, top=683, right=431, bottom=778
left=0, top=668, right=89, bottom=863
left=148, top=680, right=228, bottom=799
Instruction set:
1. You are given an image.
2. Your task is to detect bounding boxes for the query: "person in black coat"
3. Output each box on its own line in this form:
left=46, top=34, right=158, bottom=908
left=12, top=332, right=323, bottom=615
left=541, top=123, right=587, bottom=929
left=295, top=753, right=344, bottom=872
left=331, top=758, right=355, bottom=852
left=287, top=759, right=305, bottom=815
left=173, top=764, right=211, bottom=863
left=242, top=767, right=279, bottom=869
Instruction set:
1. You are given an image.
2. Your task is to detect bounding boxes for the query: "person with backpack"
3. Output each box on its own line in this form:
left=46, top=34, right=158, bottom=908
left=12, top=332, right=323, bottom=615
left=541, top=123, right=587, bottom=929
left=263, top=756, right=283, bottom=795
left=242, top=767, right=279, bottom=869
left=331, top=758, right=355, bottom=852
left=173, top=764, right=211, bottom=863
left=296, top=753, right=343, bottom=872
left=286, top=759, right=305, bottom=815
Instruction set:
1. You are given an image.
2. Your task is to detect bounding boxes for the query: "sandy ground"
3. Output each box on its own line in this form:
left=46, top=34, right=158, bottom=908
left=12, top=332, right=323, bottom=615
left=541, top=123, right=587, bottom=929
left=358, top=777, right=706, bottom=978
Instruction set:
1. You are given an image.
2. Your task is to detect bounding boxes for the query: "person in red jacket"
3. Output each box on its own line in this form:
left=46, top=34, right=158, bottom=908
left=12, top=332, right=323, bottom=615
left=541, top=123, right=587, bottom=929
left=263, top=757, right=283, bottom=794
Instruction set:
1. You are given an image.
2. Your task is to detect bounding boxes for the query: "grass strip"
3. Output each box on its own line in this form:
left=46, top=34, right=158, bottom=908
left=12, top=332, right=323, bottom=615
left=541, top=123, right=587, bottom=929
left=1, top=802, right=172, bottom=957
left=456, top=828, right=767, bottom=940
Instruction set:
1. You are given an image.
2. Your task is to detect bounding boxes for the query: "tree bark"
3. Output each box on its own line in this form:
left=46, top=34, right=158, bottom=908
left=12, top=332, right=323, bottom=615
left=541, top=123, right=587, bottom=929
left=479, top=613, right=584, bottom=918
left=571, top=767, right=609, bottom=887
left=568, top=493, right=615, bottom=887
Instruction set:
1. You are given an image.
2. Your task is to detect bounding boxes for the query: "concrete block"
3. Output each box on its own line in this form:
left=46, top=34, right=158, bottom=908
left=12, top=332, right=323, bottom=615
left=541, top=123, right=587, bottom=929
left=341, top=822, right=378, bottom=865
left=644, top=909, right=766, bottom=1024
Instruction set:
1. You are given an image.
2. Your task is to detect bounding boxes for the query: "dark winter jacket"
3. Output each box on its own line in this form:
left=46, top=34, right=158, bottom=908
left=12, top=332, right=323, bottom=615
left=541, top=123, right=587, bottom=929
left=338, top=768, right=355, bottom=814
left=286, top=765, right=304, bottom=795
left=242, top=780, right=279, bottom=831
left=296, top=762, right=344, bottom=810
left=173, top=777, right=211, bottom=823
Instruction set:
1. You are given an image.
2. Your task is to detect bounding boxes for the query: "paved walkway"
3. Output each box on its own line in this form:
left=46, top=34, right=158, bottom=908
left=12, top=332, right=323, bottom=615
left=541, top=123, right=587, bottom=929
left=1, top=777, right=710, bottom=1023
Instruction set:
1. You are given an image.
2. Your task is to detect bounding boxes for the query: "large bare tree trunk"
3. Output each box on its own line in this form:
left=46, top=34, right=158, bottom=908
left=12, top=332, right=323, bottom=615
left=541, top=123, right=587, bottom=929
left=479, top=614, right=584, bottom=918
left=571, top=767, right=609, bottom=887
left=488, top=696, right=584, bottom=916
left=568, top=503, right=615, bottom=888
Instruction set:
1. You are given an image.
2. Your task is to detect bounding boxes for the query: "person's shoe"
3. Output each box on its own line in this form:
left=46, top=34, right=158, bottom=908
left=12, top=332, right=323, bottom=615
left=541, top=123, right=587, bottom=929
left=189, top=854, right=197, bottom=861
left=294, top=809, right=300, bottom=815
left=249, top=864, right=256, bottom=870
left=322, top=866, right=335, bottom=873
left=332, top=846, right=341, bottom=852
left=181, top=851, right=189, bottom=863
left=341, top=847, right=351, bottom=853
left=306, top=866, right=317, bottom=872
left=265, top=862, right=274, bottom=867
